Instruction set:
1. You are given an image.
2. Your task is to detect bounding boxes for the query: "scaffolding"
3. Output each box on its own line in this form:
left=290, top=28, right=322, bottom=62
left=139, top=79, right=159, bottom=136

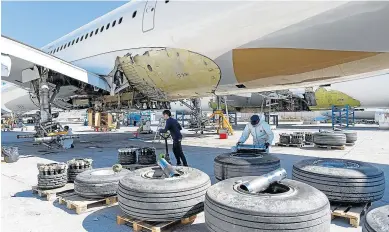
left=331, top=105, right=355, bottom=129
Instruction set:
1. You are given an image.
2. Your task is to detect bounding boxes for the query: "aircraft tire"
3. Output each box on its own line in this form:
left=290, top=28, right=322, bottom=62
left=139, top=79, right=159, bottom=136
left=313, top=131, right=346, bottom=146
left=37, top=172, right=68, bottom=189
left=205, top=178, right=331, bottom=232
left=363, top=205, right=389, bottom=232
left=118, top=166, right=211, bottom=221
left=214, top=153, right=280, bottom=181
left=74, top=168, right=130, bottom=198
left=118, top=148, right=137, bottom=165
left=340, top=130, right=358, bottom=143
left=67, top=158, right=93, bottom=183
left=138, top=147, right=157, bottom=165
left=292, top=158, right=385, bottom=203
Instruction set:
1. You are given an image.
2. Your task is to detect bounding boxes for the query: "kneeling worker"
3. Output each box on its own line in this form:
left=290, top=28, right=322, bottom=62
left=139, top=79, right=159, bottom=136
left=159, top=110, right=188, bottom=166
left=237, top=114, right=274, bottom=153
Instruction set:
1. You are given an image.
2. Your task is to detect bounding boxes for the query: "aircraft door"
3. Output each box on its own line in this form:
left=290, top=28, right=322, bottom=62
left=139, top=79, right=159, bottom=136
left=142, top=0, right=157, bottom=32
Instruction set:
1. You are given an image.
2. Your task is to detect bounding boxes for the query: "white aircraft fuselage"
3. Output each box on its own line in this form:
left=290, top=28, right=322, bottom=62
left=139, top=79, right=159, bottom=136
left=2, top=1, right=389, bottom=113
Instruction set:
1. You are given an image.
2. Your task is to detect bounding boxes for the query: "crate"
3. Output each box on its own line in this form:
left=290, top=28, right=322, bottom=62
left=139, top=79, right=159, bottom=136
left=32, top=183, right=74, bottom=201
left=314, top=145, right=345, bottom=150
left=117, top=214, right=197, bottom=232
left=276, top=143, right=303, bottom=148
left=58, top=192, right=117, bottom=214
left=331, top=202, right=371, bottom=228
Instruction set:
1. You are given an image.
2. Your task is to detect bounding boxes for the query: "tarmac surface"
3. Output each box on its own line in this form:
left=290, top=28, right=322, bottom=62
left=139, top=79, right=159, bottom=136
left=1, top=123, right=388, bottom=232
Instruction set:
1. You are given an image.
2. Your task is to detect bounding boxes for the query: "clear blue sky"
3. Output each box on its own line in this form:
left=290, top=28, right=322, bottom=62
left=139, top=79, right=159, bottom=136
left=1, top=1, right=127, bottom=48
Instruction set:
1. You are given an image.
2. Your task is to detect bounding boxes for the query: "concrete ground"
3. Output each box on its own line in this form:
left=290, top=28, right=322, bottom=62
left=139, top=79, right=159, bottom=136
left=1, top=123, right=388, bottom=232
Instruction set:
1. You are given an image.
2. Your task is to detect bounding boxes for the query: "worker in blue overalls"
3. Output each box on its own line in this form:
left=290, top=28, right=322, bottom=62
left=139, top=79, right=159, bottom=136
left=237, top=114, right=274, bottom=153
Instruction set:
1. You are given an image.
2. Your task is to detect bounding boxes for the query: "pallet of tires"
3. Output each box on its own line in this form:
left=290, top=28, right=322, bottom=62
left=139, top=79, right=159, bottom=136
left=118, top=147, right=138, bottom=165
left=138, top=147, right=157, bottom=165
left=205, top=177, right=331, bottom=232
left=37, top=163, right=68, bottom=190
left=118, top=166, right=211, bottom=221
left=74, top=166, right=130, bottom=198
left=363, top=205, right=389, bottom=232
left=214, top=152, right=280, bottom=181
left=313, top=131, right=346, bottom=146
left=292, top=158, right=385, bottom=203
left=67, top=158, right=93, bottom=183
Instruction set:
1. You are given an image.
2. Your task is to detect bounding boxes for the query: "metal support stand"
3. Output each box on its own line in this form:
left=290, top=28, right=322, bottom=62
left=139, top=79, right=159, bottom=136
left=331, top=105, right=355, bottom=129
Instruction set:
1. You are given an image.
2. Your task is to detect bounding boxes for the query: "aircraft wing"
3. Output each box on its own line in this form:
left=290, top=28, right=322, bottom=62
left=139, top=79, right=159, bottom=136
left=1, top=36, right=110, bottom=92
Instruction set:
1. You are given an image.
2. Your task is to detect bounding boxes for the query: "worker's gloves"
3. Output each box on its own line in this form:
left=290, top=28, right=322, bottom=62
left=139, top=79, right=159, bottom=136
left=265, top=142, right=270, bottom=149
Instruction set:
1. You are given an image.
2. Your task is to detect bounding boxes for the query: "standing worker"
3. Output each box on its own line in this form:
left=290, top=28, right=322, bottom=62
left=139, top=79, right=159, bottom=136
left=237, top=114, right=274, bottom=153
left=159, top=110, right=188, bottom=166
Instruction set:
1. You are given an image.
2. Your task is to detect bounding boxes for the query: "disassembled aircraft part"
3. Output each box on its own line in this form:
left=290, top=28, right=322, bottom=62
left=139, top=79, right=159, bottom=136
left=239, top=168, right=287, bottom=193
left=33, top=135, right=79, bottom=143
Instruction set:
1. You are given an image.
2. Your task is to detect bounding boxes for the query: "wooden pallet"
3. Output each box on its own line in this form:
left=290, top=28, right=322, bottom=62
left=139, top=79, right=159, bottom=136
left=331, top=202, right=371, bottom=227
left=122, top=163, right=157, bottom=171
left=276, top=143, right=303, bottom=148
left=32, top=183, right=74, bottom=201
left=117, top=214, right=197, bottom=232
left=58, top=192, right=117, bottom=214
left=315, top=145, right=345, bottom=150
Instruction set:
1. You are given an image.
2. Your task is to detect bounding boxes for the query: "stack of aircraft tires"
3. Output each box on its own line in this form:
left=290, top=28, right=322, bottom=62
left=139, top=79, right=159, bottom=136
left=67, top=158, right=93, bottom=183
left=37, top=163, right=68, bottom=189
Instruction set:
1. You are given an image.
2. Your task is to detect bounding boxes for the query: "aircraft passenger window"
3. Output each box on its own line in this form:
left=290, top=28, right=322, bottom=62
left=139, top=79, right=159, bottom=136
left=119, top=17, right=123, bottom=24
left=90, top=31, right=93, bottom=37
left=106, top=23, right=110, bottom=30
left=85, top=33, right=88, bottom=39
left=80, top=36, right=84, bottom=41
left=100, top=26, right=104, bottom=32
left=112, top=20, right=116, bottom=27
left=132, top=11, right=137, bottom=18
left=95, top=29, right=99, bottom=35
left=72, top=40, right=75, bottom=45
left=165, top=0, right=169, bottom=3
left=60, top=46, right=63, bottom=50
left=64, top=44, right=66, bottom=49
left=68, top=42, right=71, bottom=47
left=76, top=38, right=79, bottom=43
